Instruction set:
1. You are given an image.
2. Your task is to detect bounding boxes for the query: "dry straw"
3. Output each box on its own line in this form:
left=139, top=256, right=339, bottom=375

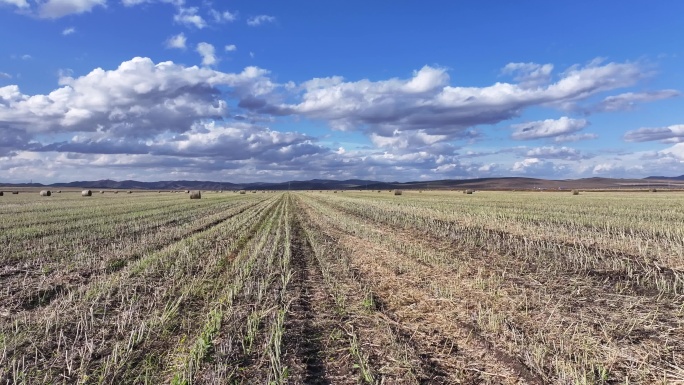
left=82, top=190, right=92, bottom=197
left=190, top=191, right=201, bottom=199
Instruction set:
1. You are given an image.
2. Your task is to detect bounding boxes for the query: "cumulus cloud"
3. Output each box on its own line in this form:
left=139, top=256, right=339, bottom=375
left=289, top=60, right=641, bottom=141
left=501, top=62, right=554, bottom=88
left=37, top=0, right=106, bottom=18
left=174, top=7, right=206, bottom=29
left=624, top=124, right=684, bottom=142
left=510, top=157, right=561, bottom=175
left=196, top=42, right=217, bottom=66
left=0, top=72, right=11, bottom=79
left=0, top=57, right=275, bottom=139
left=247, top=14, right=275, bottom=26
left=165, top=32, right=186, bottom=49
left=592, top=90, right=679, bottom=112
left=225, top=44, right=237, bottom=52
left=62, top=27, right=76, bottom=35
left=511, top=117, right=589, bottom=140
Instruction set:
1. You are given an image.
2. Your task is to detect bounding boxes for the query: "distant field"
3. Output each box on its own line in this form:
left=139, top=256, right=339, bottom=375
left=1, top=190, right=683, bottom=384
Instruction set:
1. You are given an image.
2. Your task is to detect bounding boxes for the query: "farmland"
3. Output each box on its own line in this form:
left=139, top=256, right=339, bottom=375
left=1, top=190, right=683, bottom=384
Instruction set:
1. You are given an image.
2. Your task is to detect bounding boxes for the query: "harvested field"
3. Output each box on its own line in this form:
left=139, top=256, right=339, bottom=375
left=1, top=190, right=683, bottom=384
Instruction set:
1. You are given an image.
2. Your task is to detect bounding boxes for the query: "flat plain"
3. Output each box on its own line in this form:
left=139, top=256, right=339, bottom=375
left=1, top=190, right=683, bottom=384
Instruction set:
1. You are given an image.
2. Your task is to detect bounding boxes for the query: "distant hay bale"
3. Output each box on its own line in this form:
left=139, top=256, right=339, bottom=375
left=185, top=190, right=190, bottom=193
left=127, top=191, right=132, bottom=194
left=100, top=190, right=104, bottom=194
left=650, top=188, right=657, bottom=193
left=114, top=191, right=118, bottom=194
left=239, top=190, right=246, bottom=194
left=57, top=190, right=62, bottom=193
left=12, top=191, right=19, bottom=195
left=81, top=190, right=92, bottom=197
left=334, top=191, right=338, bottom=193
left=190, top=191, right=201, bottom=199
left=40, top=190, right=51, bottom=197
left=572, top=190, right=580, bottom=195
left=0, top=191, right=3, bottom=196
left=394, top=189, right=402, bottom=195
left=465, top=190, right=474, bottom=194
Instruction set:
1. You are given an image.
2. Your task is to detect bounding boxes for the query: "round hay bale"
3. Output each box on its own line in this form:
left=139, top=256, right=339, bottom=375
left=40, top=190, right=51, bottom=197
left=100, top=190, right=105, bottom=194
left=572, top=190, right=580, bottom=195
left=185, top=190, right=190, bottom=193
left=12, top=191, right=18, bottom=194
left=0, top=191, right=3, bottom=196
left=190, top=191, right=201, bottom=199
left=114, top=191, right=118, bottom=194
left=649, top=188, right=657, bottom=193
left=393, top=189, right=402, bottom=195
left=57, top=190, right=62, bottom=193
left=465, top=190, right=474, bottom=195
left=127, top=191, right=132, bottom=194
left=81, top=190, right=92, bottom=197
left=239, top=190, right=246, bottom=194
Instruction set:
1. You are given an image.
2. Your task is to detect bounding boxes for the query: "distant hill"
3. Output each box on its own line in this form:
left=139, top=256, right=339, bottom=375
left=3, top=176, right=684, bottom=191
left=645, top=175, right=684, bottom=181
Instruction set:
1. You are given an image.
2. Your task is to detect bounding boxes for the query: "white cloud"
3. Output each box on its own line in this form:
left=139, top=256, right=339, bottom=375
left=247, top=14, right=275, bottom=26
left=525, top=146, right=582, bottom=160
left=224, top=44, right=237, bottom=52
left=553, top=133, right=598, bottom=143
left=510, top=157, right=560, bottom=175
left=288, top=60, right=640, bottom=142
left=121, top=0, right=151, bottom=5
left=511, top=117, right=589, bottom=140
left=592, top=90, right=679, bottom=112
left=37, top=0, right=106, bottom=19
left=624, top=124, right=684, bottom=142
left=196, top=42, right=217, bottom=66
left=210, top=9, right=237, bottom=22
left=165, top=32, right=186, bottom=49
left=501, top=62, right=554, bottom=88
left=0, top=72, right=11, bottom=79
left=62, top=27, right=76, bottom=35
left=370, top=130, right=450, bottom=150
left=0, top=57, right=275, bottom=138
left=174, top=7, right=207, bottom=29
left=0, top=0, right=29, bottom=8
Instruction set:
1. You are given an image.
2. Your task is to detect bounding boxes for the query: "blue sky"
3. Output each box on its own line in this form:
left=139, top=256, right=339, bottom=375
left=1, top=1, right=683, bottom=183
